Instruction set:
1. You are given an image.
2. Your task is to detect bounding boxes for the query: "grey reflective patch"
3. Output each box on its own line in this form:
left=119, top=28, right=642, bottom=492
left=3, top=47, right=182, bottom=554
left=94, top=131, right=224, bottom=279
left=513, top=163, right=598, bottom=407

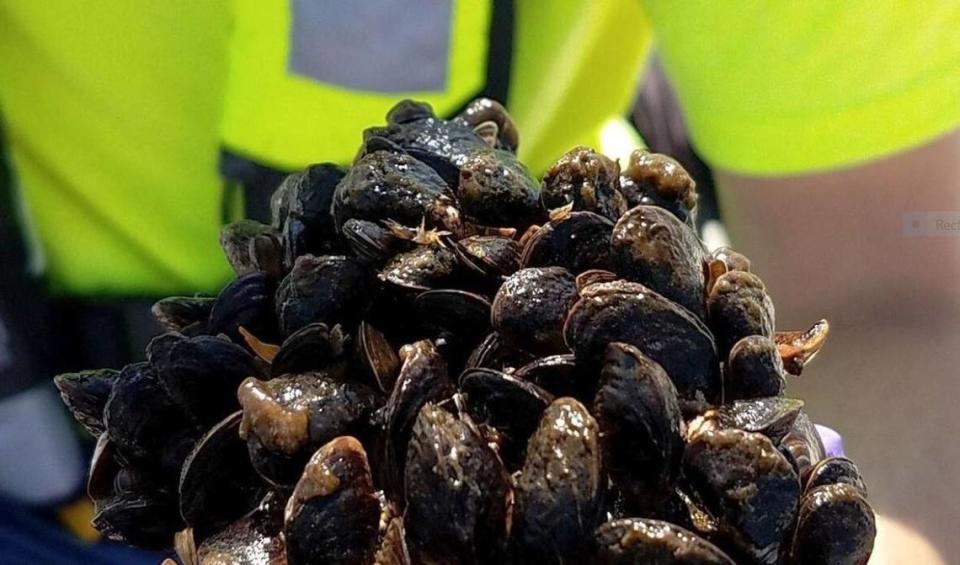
left=289, top=0, right=452, bottom=93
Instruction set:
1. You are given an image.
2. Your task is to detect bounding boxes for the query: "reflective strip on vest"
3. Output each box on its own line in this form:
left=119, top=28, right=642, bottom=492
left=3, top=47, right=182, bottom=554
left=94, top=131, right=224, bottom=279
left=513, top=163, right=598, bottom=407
left=221, top=0, right=653, bottom=174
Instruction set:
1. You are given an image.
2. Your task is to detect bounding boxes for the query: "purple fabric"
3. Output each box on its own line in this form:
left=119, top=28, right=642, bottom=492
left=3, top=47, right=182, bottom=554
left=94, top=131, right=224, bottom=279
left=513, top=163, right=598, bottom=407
left=815, top=424, right=844, bottom=458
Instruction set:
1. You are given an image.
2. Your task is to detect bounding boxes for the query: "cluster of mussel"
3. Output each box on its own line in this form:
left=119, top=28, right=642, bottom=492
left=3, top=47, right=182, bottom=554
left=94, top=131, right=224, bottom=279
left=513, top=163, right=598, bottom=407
left=55, top=98, right=876, bottom=564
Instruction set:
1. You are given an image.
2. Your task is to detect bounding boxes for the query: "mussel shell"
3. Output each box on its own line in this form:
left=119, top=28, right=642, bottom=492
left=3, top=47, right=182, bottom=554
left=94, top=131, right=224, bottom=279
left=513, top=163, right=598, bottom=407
left=238, top=374, right=378, bottom=487
left=619, top=149, right=698, bottom=228
left=148, top=333, right=260, bottom=426
left=594, top=343, right=684, bottom=510
left=456, top=148, right=543, bottom=229
left=88, top=432, right=118, bottom=500
left=152, top=296, right=215, bottom=333
left=702, top=397, right=804, bottom=445
left=513, top=353, right=591, bottom=400
left=276, top=163, right=346, bottom=263
left=220, top=219, right=283, bottom=277
left=179, top=412, right=262, bottom=539
left=195, top=495, right=287, bottom=565
left=208, top=272, right=278, bottom=344
left=513, top=398, right=604, bottom=563
left=103, top=362, right=196, bottom=466
left=92, top=490, right=183, bottom=550
left=414, top=288, right=491, bottom=341
left=333, top=149, right=452, bottom=231
left=707, top=270, right=775, bottom=356
left=342, top=218, right=408, bottom=267
left=270, top=322, right=348, bottom=377
left=379, top=244, right=459, bottom=293
left=564, top=280, right=721, bottom=414
left=382, top=341, right=454, bottom=498
left=357, top=321, right=401, bottom=394
left=54, top=368, right=119, bottom=437
left=374, top=515, right=411, bottom=565
left=683, top=428, right=800, bottom=564
left=725, top=335, right=787, bottom=401
left=276, top=254, right=372, bottom=337
left=804, top=457, right=868, bottom=497
left=454, top=98, right=519, bottom=152
left=611, top=205, right=707, bottom=320
left=454, top=235, right=521, bottom=278
left=491, top=267, right=579, bottom=355
left=791, top=484, right=876, bottom=565
left=593, top=518, right=735, bottom=564
left=459, top=367, right=553, bottom=468
left=711, top=247, right=751, bottom=273
left=541, top=146, right=626, bottom=221
left=404, top=403, right=511, bottom=565
left=782, top=412, right=827, bottom=480
left=521, top=210, right=614, bottom=273
left=465, top=332, right=535, bottom=372
left=284, top=437, right=380, bottom=565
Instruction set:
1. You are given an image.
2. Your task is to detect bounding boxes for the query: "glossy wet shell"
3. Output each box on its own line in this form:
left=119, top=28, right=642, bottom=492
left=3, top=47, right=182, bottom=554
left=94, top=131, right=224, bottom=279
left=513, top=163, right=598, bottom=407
left=683, top=428, right=800, bottom=564
left=284, top=437, right=380, bottom=565
left=619, top=149, right=698, bottom=227
left=341, top=218, right=408, bottom=268
left=270, top=322, right=348, bottom=377
left=521, top=211, right=614, bottom=273
left=594, top=343, right=684, bottom=509
left=455, top=235, right=521, bottom=278
left=459, top=368, right=553, bottom=468
left=792, top=484, right=876, bottom=565
left=782, top=412, right=827, bottom=480
left=331, top=150, right=451, bottom=231
left=379, top=244, right=459, bottom=292
left=564, top=280, right=721, bottom=413
left=513, top=398, right=603, bottom=564
left=454, top=98, right=519, bottom=152
left=275, top=163, right=346, bottom=262
left=220, top=219, right=284, bottom=277
left=805, top=457, right=868, bottom=496
left=707, top=270, right=776, bottom=356
left=54, top=368, right=119, bottom=437
left=541, top=146, right=626, bottom=221
left=593, top=518, right=735, bottom=565
left=611, top=205, right=707, bottom=319
left=152, top=296, right=216, bottom=333
left=404, top=403, right=511, bottom=565
left=457, top=148, right=542, bottom=228
left=276, top=255, right=372, bottom=337
left=725, top=335, right=787, bottom=401
left=512, top=353, right=591, bottom=401
left=93, top=490, right=183, bottom=550
left=196, top=511, right=286, bottom=565
left=694, top=397, right=804, bottom=446
left=491, top=267, right=578, bottom=355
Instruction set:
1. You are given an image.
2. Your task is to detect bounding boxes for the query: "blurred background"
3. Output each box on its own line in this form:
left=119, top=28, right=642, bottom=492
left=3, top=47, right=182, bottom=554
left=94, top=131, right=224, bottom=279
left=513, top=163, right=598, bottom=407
left=0, top=1, right=957, bottom=563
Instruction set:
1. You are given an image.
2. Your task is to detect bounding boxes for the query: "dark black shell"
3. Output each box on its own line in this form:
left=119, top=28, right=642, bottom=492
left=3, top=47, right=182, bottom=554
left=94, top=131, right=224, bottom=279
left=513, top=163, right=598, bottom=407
left=92, top=490, right=183, bottom=550
left=382, top=341, right=454, bottom=497
left=805, top=457, right=868, bottom=497
left=541, top=146, right=626, bottom=221
left=513, top=353, right=592, bottom=400
left=707, top=270, right=776, bottom=356
left=611, top=205, right=707, bottom=320
left=273, top=163, right=346, bottom=263
left=521, top=211, right=614, bottom=273
left=454, top=235, right=521, bottom=278
left=459, top=367, right=553, bottom=469
left=208, top=272, right=278, bottom=344
left=725, top=335, right=787, bottom=401
left=683, top=428, right=801, bottom=564
left=564, top=280, right=721, bottom=414
left=454, top=97, right=519, bottom=153
left=379, top=244, right=459, bottom=292
left=220, top=219, right=284, bottom=277
left=54, top=368, right=119, bottom=437
left=594, top=343, right=684, bottom=510
left=276, top=255, right=372, bottom=337
left=465, top=332, right=536, bottom=373
left=332, top=149, right=451, bottom=231
left=491, top=267, right=579, bottom=355
left=341, top=218, right=408, bottom=268
left=698, top=397, right=804, bottom=446
left=404, top=403, right=511, bottom=565
left=791, top=483, right=876, bottom=565
left=512, top=398, right=604, bottom=564
left=270, top=322, right=348, bottom=377
left=178, top=411, right=262, bottom=539
left=148, top=332, right=259, bottom=426
left=284, top=437, right=381, bottom=565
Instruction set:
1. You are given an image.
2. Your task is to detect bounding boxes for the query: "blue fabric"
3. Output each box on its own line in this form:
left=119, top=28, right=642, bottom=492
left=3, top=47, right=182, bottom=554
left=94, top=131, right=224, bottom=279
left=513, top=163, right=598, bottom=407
left=0, top=496, right=162, bottom=565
